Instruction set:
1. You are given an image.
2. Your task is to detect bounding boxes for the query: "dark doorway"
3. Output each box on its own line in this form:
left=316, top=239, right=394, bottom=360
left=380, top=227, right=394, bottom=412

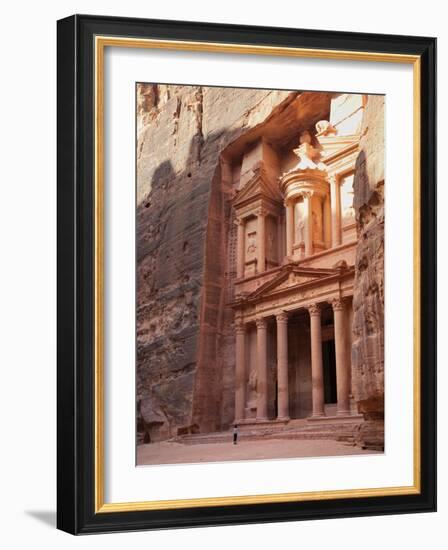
left=322, top=339, right=337, bottom=404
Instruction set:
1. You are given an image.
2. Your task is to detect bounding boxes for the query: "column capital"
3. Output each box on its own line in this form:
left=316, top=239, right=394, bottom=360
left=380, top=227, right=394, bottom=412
left=234, top=217, right=245, bottom=227
left=256, top=207, right=268, bottom=218
left=255, top=316, right=267, bottom=329
left=307, top=303, right=321, bottom=317
left=276, top=311, right=288, bottom=323
left=235, top=319, right=246, bottom=334
left=328, top=174, right=340, bottom=186
left=301, top=190, right=314, bottom=200
left=331, top=298, right=345, bottom=312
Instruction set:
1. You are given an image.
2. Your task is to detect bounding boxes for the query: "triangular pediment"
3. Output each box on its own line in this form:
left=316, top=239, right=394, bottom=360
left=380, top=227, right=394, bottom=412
left=273, top=271, right=318, bottom=291
left=233, top=168, right=282, bottom=208
left=246, top=265, right=336, bottom=301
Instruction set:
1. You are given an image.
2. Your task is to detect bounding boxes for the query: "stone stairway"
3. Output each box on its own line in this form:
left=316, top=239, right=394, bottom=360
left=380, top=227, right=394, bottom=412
left=172, top=416, right=363, bottom=446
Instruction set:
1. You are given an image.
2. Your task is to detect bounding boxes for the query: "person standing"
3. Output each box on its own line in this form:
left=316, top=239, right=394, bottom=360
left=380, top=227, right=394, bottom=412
left=233, top=424, right=238, bottom=445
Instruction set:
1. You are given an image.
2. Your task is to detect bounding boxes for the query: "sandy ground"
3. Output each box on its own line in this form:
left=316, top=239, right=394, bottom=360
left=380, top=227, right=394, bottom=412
left=137, top=438, right=380, bottom=466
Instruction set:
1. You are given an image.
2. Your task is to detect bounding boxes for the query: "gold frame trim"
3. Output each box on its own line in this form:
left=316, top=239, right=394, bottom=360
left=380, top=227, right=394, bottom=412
left=94, top=36, right=421, bottom=513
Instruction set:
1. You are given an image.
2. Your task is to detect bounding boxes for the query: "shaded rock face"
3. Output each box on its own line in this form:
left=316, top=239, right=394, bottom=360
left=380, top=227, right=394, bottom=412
left=136, top=84, right=293, bottom=442
left=352, top=95, right=385, bottom=450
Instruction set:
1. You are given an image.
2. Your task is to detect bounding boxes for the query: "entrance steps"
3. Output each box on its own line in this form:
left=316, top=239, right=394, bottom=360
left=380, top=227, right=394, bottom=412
left=172, top=416, right=363, bottom=446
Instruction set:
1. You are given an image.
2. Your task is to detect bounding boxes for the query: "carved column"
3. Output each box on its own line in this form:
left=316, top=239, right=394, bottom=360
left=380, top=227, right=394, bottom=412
left=236, top=218, right=245, bottom=279
left=304, top=192, right=314, bottom=257
left=257, top=210, right=266, bottom=273
left=332, top=298, right=350, bottom=415
left=308, top=304, right=325, bottom=417
left=285, top=201, right=294, bottom=258
left=330, top=175, right=342, bottom=247
left=234, top=319, right=246, bottom=423
left=256, top=316, right=268, bottom=420
left=276, top=311, right=289, bottom=420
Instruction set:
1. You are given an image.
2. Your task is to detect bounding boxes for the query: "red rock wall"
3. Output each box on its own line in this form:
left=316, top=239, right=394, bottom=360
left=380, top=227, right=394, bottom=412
left=136, top=84, right=291, bottom=441
left=352, top=95, right=385, bottom=450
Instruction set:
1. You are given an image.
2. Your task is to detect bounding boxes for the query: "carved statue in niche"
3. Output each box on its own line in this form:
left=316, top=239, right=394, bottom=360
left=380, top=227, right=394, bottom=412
left=312, top=203, right=323, bottom=242
left=296, top=219, right=305, bottom=244
left=312, top=211, right=318, bottom=237
left=267, top=229, right=275, bottom=258
left=294, top=201, right=305, bottom=245
left=341, top=174, right=355, bottom=222
left=246, top=231, right=257, bottom=256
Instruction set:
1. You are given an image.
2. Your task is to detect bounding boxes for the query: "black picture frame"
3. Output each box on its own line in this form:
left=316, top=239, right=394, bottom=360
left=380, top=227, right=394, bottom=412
left=57, top=14, right=436, bottom=534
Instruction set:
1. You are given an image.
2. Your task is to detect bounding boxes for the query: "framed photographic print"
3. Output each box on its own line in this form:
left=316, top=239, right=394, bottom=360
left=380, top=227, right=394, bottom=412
left=57, top=14, right=436, bottom=534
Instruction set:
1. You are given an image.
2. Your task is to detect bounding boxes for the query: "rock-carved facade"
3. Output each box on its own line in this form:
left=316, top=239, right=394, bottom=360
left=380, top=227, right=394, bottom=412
left=230, top=108, right=362, bottom=431
left=136, top=87, right=384, bottom=450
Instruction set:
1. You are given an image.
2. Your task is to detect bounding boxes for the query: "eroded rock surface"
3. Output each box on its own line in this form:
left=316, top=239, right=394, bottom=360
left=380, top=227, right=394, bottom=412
left=136, top=85, right=293, bottom=442
left=352, top=95, right=385, bottom=450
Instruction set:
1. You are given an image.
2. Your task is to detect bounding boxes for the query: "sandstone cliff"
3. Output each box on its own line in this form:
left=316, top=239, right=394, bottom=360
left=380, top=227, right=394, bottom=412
left=352, top=95, right=385, bottom=450
left=136, top=84, right=293, bottom=441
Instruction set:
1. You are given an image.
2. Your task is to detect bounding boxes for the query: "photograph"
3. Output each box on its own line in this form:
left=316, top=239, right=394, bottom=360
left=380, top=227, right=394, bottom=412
left=135, top=84, right=385, bottom=466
